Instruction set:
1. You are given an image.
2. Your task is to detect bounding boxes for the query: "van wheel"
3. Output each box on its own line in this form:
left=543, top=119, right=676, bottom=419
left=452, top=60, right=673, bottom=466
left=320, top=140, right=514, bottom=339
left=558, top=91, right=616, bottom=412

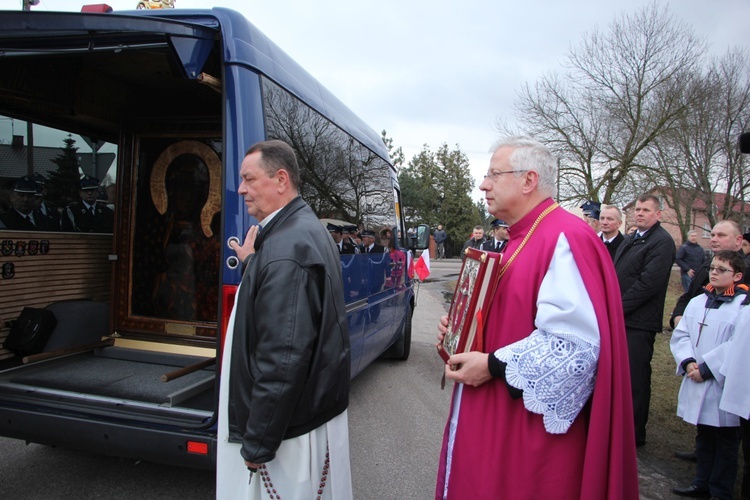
left=383, top=306, right=412, bottom=361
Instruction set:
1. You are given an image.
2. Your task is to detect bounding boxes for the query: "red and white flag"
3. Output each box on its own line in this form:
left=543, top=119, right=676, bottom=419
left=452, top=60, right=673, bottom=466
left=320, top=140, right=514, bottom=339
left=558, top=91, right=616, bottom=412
left=414, top=250, right=431, bottom=281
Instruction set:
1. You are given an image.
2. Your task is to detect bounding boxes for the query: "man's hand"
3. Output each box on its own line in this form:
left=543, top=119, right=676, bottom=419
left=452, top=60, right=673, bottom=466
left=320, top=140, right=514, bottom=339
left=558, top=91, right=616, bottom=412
left=230, top=225, right=259, bottom=263
left=687, top=269, right=695, bottom=278
left=445, top=352, right=491, bottom=387
left=673, top=315, right=682, bottom=328
left=245, top=460, right=261, bottom=471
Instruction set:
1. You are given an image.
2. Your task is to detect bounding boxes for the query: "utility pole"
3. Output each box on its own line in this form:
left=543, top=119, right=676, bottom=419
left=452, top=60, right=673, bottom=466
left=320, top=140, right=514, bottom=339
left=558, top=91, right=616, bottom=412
left=22, top=0, right=39, bottom=11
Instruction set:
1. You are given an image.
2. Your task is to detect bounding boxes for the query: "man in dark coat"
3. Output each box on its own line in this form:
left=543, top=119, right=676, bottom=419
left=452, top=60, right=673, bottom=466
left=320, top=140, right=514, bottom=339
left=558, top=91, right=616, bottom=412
left=599, top=205, right=624, bottom=260
left=460, top=225, right=485, bottom=260
left=613, top=194, right=676, bottom=447
left=62, top=176, right=114, bottom=233
left=675, top=230, right=706, bottom=292
left=434, top=224, right=447, bottom=259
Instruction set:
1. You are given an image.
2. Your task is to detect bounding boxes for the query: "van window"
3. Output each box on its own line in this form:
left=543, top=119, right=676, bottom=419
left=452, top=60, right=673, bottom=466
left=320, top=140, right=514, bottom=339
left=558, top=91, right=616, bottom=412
left=0, top=117, right=117, bottom=234
left=261, top=78, right=396, bottom=229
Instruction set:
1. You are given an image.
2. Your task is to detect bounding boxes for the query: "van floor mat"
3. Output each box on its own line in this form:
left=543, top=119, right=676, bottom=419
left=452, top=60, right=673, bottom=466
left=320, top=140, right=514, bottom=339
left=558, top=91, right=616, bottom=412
left=10, top=357, right=212, bottom=404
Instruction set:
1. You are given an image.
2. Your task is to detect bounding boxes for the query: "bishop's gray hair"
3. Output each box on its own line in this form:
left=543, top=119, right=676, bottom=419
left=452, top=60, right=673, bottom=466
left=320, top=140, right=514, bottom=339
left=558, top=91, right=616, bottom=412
left=490, top=136, right=557, bottom=198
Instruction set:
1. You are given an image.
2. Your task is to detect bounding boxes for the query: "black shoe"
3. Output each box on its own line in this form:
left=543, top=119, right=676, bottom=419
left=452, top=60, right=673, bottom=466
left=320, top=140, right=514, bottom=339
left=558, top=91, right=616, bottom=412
left=674, top=450, right=697, bottom=462
left=671, top=485, right=710, bottom=497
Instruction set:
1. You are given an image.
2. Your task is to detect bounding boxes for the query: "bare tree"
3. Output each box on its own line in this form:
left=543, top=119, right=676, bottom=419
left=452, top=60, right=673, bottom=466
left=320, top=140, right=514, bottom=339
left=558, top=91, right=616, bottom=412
left=646, top=48, right=750, bottom=236
left=263, top=80, right=395, bottom=228
left=711, top=49, right=750, bottom=220
left=502, top=2, right=707, bottom=207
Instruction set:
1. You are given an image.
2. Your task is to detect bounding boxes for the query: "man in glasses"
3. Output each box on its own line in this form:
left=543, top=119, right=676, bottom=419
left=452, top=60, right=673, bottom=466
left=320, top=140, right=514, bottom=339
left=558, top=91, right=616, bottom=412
left=670, top=250, right=746, bottom=499
left=436, top=136, right=638, bottom=499
left=672, top=221, right=748, bottom=329
left=670, top=220, right=750, bottom=464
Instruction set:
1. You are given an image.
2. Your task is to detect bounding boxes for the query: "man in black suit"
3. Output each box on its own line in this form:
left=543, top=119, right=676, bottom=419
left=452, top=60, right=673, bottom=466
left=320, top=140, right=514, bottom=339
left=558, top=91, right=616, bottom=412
left=62, top=176, right=114, bottom=233
left=599, top=205, right=624, bottom=260
left=361, top=229, right=389, bottom=323
left=327, top=223, right=356, bottom=254
left=32, top=173, right=62, bottom=230
left=481, top=219, right=509, bottom=253
left=361, top=230, right=385, bottom=255
left=613, top=194, right=676, bottom=447
left=0, top=176, right=59, bottom=231
left=342, top=225, right=361, bottom=253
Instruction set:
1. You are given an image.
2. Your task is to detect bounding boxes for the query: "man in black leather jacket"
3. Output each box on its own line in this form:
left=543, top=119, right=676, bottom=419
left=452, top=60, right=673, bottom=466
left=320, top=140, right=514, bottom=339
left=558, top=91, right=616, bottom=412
left=614, top=194, right=676, bottom=447
left=222, top=140, right=351, bottom=497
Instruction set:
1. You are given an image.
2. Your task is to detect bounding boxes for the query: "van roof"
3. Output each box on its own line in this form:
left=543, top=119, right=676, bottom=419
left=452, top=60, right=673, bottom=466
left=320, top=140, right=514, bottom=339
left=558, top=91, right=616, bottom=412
left=0, top=7, right=391, bottom=164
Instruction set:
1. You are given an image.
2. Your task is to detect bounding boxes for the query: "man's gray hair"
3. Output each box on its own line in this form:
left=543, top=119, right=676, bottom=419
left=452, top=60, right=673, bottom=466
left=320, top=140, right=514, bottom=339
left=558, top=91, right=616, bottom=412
left=490, top=136, right=557, bottom=198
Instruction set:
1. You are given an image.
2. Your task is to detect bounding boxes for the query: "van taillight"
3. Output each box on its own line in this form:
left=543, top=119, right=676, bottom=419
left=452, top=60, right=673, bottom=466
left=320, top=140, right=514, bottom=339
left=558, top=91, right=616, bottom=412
left=187, top=441, right=209, bottom=455
left=81, top=4, right=113, bottom=12
left=220, top=284, right=238, bottom=358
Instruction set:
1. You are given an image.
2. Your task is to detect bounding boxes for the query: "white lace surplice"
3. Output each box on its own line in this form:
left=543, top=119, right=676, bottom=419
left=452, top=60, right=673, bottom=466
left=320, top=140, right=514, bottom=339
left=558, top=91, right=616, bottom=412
left=495, top=233, right=600, bottom=434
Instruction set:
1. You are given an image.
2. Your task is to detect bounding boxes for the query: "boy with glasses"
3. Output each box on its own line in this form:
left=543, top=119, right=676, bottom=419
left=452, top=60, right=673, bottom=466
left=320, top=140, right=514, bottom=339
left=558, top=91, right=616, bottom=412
left=670, top=250, right=747, bottom=499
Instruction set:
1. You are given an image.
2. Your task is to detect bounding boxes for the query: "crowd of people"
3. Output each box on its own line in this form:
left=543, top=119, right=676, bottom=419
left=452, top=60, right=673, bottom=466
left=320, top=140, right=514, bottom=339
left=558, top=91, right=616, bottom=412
left=0, top=174, right=114, bottom=233
left=326, top=222, right=411, bottom=321
left=10, top=137, right=749, bottom=498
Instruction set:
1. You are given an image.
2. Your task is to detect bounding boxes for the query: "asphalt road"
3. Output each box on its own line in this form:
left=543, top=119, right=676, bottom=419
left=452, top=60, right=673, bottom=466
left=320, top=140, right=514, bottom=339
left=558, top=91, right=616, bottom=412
left=0, top=261, right=461, bottom=500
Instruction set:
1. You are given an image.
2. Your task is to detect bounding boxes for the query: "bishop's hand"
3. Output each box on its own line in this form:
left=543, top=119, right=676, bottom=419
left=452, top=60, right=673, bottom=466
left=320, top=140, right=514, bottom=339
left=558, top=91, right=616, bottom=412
left=445, top=352, right=491, bottom=387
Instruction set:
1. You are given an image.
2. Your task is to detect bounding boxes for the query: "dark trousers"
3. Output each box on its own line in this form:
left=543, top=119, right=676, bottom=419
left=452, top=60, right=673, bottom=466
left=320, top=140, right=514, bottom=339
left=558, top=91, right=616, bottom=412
left=693, top=424, right=740, bottom=500
left=626, top=327, right=655, bottom=445
left=742, top=417, right=750, bottom=500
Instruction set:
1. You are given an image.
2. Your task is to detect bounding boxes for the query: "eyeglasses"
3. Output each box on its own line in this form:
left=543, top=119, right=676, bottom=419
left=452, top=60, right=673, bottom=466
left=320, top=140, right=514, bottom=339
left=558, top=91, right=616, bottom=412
left=483, top=170, right=529, bottom=182
left=709, top=266, right=734, bottom=274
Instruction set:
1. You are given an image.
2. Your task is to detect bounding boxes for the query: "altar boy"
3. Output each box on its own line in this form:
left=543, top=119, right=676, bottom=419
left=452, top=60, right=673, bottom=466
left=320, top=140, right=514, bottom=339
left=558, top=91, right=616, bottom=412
left=670, top=250, right=747, bottom=499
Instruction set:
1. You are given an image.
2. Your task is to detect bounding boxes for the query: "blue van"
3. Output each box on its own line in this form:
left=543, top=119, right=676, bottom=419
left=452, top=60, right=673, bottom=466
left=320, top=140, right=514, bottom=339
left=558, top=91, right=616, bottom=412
left=0, top=6, right=429, bottom=470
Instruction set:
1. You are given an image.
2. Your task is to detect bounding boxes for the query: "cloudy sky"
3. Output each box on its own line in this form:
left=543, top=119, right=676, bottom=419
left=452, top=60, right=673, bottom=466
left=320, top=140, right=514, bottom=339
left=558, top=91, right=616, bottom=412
left=0, top=0, right=748, bottom=198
